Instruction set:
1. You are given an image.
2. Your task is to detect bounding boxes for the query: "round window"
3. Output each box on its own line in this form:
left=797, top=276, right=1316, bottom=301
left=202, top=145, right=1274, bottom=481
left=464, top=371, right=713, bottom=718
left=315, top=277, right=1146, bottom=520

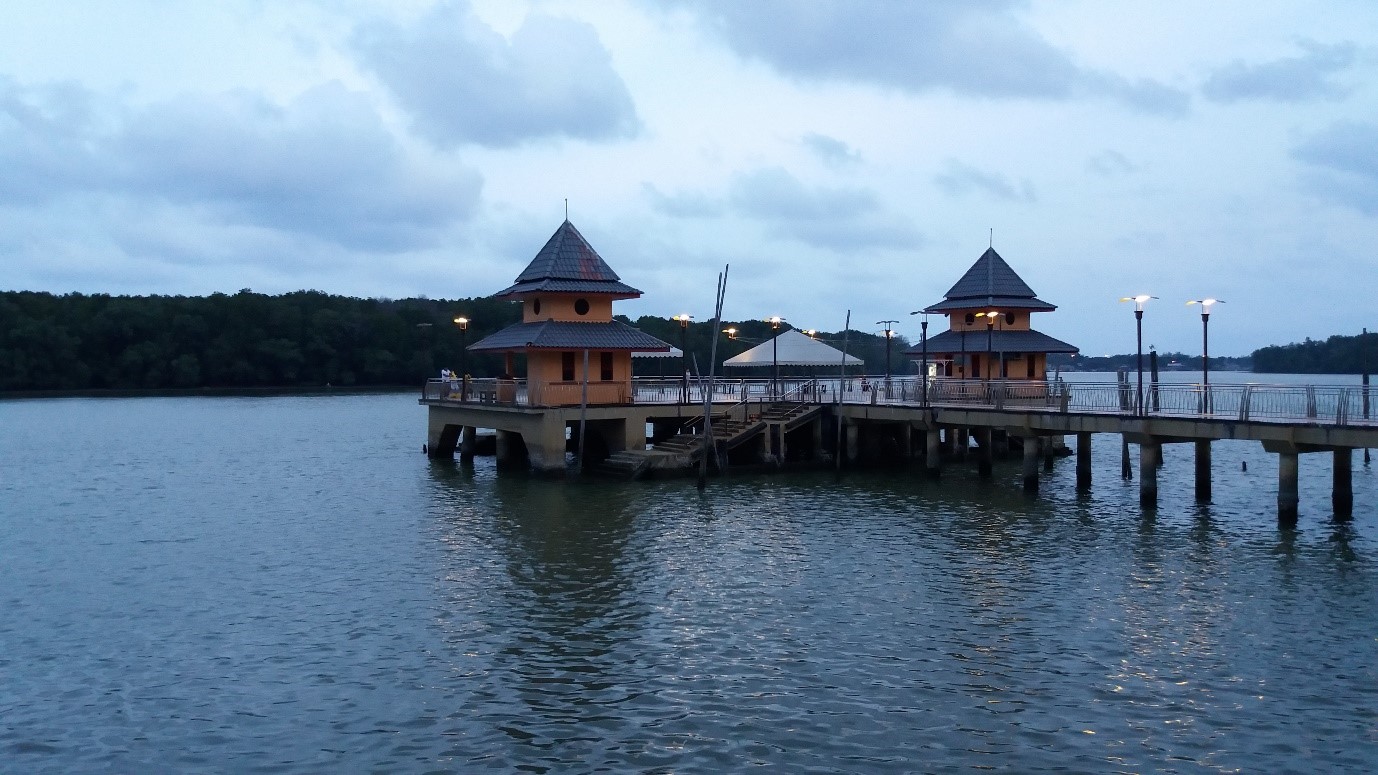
left=533, top=298, right=542, bottom=315
left=1005, top=312, right=1015, bottom=325
left=574, top=298, right=590, bottom=315
left=964, top=313, right=975, bottom=325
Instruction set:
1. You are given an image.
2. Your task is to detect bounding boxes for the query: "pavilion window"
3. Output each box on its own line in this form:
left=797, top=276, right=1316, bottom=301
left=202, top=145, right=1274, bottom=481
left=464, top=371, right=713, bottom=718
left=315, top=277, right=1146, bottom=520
left=562, top=352, right=576, bottom=381
left=600, top=352, right=614, bottom=381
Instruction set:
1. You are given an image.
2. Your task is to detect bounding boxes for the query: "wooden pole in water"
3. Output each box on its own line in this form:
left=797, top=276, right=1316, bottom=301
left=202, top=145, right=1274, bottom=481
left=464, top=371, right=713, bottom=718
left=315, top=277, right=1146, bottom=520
left=576, top=348, right=589, bottom=474
left=835, top=310, right=852, bottom=476
left=698, top=266, right=728, bottom=491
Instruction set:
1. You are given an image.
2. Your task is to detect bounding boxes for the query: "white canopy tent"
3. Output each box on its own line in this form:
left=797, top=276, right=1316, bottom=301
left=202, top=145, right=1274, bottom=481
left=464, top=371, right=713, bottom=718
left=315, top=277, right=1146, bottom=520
left=631, top=347, right=683, bottom=358
left=722, top=329, right=863, bottom=368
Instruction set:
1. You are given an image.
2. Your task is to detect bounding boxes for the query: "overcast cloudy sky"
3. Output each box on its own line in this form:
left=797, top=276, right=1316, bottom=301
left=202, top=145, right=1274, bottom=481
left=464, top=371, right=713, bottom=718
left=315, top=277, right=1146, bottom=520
left=2, top=1, right=1375, bottom=356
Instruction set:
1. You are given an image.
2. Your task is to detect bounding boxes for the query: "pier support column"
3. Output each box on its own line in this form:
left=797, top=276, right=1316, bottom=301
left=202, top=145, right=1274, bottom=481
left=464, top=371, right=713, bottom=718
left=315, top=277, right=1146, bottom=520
left=976, top=428, right=993, bottom=478
left=812, top=419, right=824, bottom=461
left=1194, top=439, right=1212, bottom=503
left=1333, top=447, right=1353, bottom=520
left=495, top=430, right=518, bottom=469
left=1076, top=432, right=1092, bottom=491
left=1278, top=451, right=1299, bottom=527
left=1139, top=441, right=1160, bottom=508
left=524, top=417, right=568, bottom=473
left=898, top=423, right=912, bottom=460
left=926, top=429, right=941, bottom=479
left=1022, top=436, right=1039, bottom=492
left=460, top=426, right=477, bottom=465
left=1121, top=436, right=1132, bottom=480
left=958, top=429, right=970, bottom=459
left=1043, top=436, right=1055, bottom=472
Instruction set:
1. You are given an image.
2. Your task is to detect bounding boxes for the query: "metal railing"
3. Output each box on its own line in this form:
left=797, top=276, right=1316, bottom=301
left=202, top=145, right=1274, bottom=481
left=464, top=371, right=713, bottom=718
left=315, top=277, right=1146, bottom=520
left=424, top=376, right=1376, bottom=427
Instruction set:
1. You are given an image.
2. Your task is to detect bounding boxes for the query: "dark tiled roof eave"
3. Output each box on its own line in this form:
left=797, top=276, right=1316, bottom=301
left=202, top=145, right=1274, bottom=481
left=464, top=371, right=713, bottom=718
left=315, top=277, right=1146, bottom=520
left=468, top=320, right=672, bottom=352
left=903, top=328, right=1079, bottom=355
left=492, top=278, right=642, bottom=299
left=923, top=296, right=1057, bottom=313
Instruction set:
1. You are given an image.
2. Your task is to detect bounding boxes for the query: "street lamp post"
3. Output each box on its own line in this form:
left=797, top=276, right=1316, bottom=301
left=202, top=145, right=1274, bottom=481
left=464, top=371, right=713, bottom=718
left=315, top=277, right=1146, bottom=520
left=981, top=311, right=998, bottom=381
left=769, top=316, right=783, bottom=400
left=877, top=320, right=898, bottom=387
left=674, top=313, right=693, bottom=403
left=1186, top=299, right=1222, bottom=412
left=1119, top=295, right=1156, bottom=415
left=453, top=316, right=470, bottom=400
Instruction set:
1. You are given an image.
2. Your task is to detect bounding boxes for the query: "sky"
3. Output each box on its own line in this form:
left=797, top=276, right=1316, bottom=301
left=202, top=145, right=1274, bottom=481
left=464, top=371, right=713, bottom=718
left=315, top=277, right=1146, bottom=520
left=1, top=0, right=1375, bottom=357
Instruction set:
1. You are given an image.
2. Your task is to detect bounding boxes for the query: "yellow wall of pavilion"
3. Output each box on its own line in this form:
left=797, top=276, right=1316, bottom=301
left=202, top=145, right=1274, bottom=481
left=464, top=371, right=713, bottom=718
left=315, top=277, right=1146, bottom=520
left=523, top=296, right=614, bottom=323
left=526, top=349, right=634, bottom=406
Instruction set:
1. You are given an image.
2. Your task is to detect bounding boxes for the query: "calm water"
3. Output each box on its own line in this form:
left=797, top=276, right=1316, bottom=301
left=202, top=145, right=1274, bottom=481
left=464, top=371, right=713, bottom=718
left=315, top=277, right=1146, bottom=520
left=2, top=390, right=1377, bottom=773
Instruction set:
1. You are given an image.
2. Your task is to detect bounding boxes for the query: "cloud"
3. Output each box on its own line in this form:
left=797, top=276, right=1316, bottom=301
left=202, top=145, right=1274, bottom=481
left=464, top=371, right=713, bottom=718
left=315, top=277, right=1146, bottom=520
left=111, top=83, right=481, bottom=250
left=1086, top=149, right=1136, bottom=177
left=352, top=0, right=638, bottom=148
left=678, top=0, right=1188, bottom=114
left=729, top=166, right=922, bottom=251
left=0, top=77, right=113, bottom=205
left=0, top=74, right=484, bottom=300
left=642, top=183, right=726, bottom=218
left=802, top=133, right=861, bottom=166
left=933, top=160, right=1035, bottom=202
left=1203, top=40, right=1356, bottom=103
left=1291, top=120, right=1378, bottom=214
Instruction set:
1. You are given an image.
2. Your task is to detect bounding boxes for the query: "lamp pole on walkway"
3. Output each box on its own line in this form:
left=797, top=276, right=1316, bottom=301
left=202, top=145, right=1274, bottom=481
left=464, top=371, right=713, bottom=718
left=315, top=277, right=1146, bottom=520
left=453, top=316, right=470, bottom=399
left=877, top=320, right=898, bottom=391
left=1185, top=299, right=1222, bottom=391
left=1119, top=296, right=1155, bottom=415
left=769, top=316, right=782, bottom=400
left=981, top=311, right=998, bottom=381
left=674, top=313, right=693, bottom=402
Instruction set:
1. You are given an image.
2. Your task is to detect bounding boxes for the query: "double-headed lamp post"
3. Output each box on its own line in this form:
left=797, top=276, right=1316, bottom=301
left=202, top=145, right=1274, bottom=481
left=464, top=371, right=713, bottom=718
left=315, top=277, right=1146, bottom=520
left=1118, top=295, right=1156, bottom=414
left=453, top=316, right=470, bottom=399
left=877, top=320, right=898, bottom=384
left=673, top=313, right=693, bottom=402
left=909, top=309, right=930, bottom=405
left=1185, top=299, right=1223, bottom=390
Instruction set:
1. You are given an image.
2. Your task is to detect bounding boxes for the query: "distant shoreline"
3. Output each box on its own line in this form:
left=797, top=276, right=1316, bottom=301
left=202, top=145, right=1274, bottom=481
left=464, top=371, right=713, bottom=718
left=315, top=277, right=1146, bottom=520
left=0, top=385, right=417, bottom=400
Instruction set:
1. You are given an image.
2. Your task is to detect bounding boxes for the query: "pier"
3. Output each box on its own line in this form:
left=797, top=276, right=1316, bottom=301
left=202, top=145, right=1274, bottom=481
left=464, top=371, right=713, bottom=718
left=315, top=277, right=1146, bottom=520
left=422, top=375, right=1377, bottom=526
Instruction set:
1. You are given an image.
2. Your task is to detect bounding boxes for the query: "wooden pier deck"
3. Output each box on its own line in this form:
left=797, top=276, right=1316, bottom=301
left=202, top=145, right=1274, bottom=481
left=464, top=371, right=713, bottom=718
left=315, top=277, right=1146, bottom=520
left=421, top=376, right=1377, bottom=526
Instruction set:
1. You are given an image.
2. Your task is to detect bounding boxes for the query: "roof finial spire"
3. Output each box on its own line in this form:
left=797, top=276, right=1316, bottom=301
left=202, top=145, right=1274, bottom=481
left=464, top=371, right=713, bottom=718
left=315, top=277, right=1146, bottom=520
left=564, top=198, right=569, bottom=221
left=989, top=228, right=993, bottom=248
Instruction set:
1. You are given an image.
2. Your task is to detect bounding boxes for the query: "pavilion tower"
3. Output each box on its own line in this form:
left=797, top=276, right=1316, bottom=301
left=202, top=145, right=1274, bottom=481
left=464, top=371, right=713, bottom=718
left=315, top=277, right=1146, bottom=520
left=906, top=247, right=1077, bottom=380
left=467, top=220, right=670, bottom=406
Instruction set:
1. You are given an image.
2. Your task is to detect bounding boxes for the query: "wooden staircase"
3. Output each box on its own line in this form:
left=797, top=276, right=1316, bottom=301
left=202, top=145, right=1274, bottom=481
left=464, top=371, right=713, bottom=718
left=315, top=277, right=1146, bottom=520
left=592, top=403, right=825, bottom=479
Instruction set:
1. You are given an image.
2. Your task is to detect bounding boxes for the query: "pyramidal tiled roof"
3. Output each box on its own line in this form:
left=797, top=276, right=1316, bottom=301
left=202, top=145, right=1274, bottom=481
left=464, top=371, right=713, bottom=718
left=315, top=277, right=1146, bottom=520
left=924, top=247, right=1056, bottom=312
left=492, top=220, right=642, bottom=299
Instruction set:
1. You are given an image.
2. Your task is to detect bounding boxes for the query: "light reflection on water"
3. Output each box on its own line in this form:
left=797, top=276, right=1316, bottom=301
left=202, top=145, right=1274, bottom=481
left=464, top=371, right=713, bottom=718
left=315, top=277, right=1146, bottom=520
left=1, top=393, right=1376, bottom=772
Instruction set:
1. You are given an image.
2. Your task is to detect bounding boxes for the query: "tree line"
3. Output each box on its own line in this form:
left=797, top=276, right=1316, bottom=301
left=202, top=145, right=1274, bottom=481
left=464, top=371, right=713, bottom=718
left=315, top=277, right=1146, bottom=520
left=1251, top=330, right=1378, bottom=374
left=0, top=290, right=913, bottom=392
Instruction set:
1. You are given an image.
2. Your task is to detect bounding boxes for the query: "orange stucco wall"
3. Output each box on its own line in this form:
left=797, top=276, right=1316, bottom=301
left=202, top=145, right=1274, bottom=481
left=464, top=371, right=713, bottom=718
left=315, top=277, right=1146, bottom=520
left=527, top=349, right=634, bottom=406
left=522, top=295, right=614, bottom=323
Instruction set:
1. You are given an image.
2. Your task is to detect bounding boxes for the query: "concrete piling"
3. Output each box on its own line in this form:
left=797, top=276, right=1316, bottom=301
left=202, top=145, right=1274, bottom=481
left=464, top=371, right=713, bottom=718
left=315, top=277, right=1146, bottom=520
left=926, top=429, right=941, bottom=479
left=1278, top=451, right=1299, bottom=527
left=1076, top=432, right=1092, bottom=491
left=1334, top=447, right=1353, bottom=519
left=976, top=428, right=993, bottom=478
left=1139, top=441, right=1159, bottom=508
left=1194, top=439, right=1211, bottom=502
left=1022, top=437, right=1039, bottom=492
